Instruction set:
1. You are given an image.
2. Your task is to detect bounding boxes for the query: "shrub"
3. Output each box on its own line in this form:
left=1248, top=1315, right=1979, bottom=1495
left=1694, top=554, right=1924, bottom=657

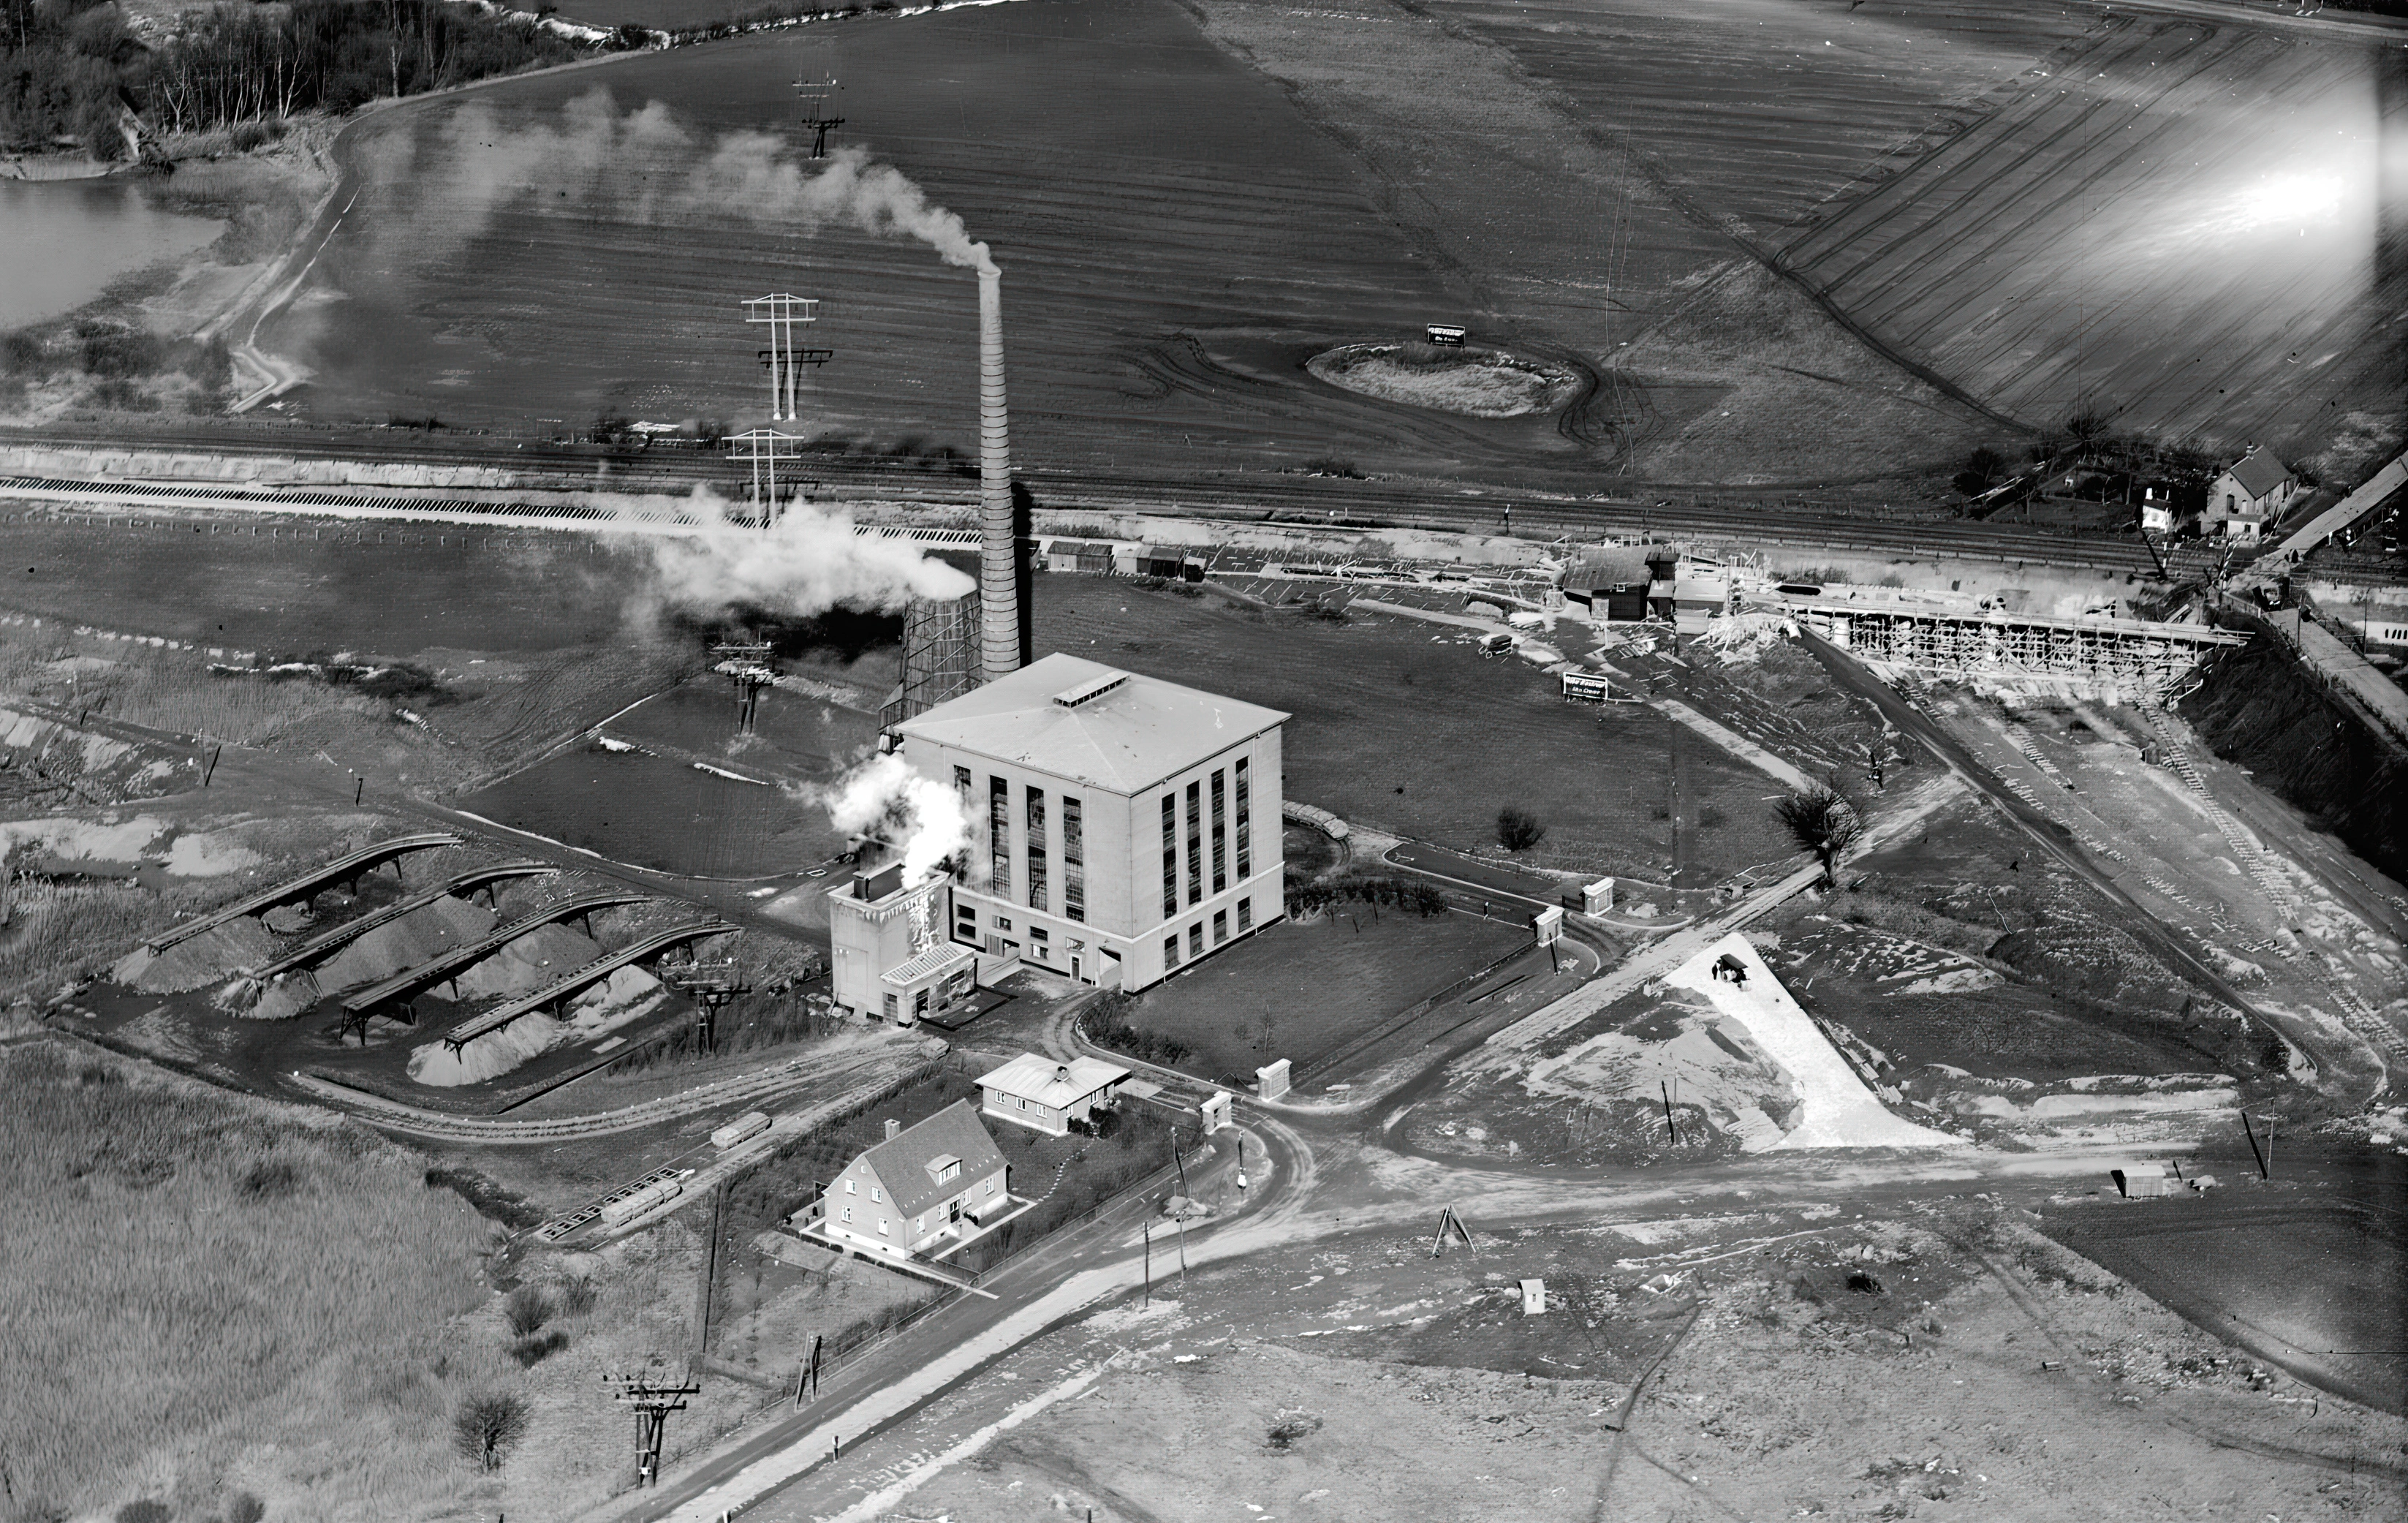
left=556, top=1276, right=599, bottom=1316
left=1, top=330, right=52, bottom=377
left=227, top=1494, right=265, bottom=1523
left=508, top=1329, right=568, bottom=1367
left=238, top=1159, right=301, bottom=1198
left=501, top=1285, right=552, bottom=1337
left=115, top=1503, right=170, bottom=1523
left=452, top=1391, right=530, bottom=1472
left=1077, top=998, right=1189, bottom=1069
left=1496, top=806, right=1545, bottom=852
left=1774, top=785, right=1861, bottom=888
left=86, top=379, right=160, bottom=412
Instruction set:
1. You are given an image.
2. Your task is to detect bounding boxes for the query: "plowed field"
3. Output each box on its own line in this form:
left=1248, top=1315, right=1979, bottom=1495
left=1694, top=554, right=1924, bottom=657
left=266, top=0, right=2399, bottom=487
left=1776, top=15, right=2396, bottom=455
left=268, top=0, right=1603, bottom=480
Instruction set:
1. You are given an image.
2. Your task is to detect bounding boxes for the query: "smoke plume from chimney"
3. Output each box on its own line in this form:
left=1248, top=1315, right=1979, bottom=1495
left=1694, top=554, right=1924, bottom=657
left=638, top=491, right=972, bottom=615
left=825, top=752, right=977, bottom=887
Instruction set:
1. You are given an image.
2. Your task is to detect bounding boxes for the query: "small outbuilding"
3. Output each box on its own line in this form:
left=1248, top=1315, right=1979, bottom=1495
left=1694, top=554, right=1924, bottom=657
left=977, top=1052, right=1132, bottom=1136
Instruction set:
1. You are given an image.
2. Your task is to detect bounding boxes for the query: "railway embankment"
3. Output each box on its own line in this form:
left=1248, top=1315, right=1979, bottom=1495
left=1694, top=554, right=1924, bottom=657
left=2180, top=613, right=2407, bottom=888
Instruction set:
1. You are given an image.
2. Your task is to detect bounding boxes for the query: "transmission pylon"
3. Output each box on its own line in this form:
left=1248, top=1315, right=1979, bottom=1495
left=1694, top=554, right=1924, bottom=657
left=723, top=428, right=808, bottom=529
left=795, top=76, right=844, bottom=159
left=741, top=294, right=832, bottom=421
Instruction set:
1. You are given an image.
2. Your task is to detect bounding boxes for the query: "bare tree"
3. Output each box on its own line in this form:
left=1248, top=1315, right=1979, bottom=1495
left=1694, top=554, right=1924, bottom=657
left=453, top=1392, right=530, bottom=1473
left=1496, top=806, right=1546, bottom=853
left=1775, top=785, right=1860, bottom=888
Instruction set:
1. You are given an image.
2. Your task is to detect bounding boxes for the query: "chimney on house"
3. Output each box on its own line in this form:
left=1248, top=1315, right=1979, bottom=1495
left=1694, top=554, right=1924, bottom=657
left=885, top=1118, right=901, bottom=1141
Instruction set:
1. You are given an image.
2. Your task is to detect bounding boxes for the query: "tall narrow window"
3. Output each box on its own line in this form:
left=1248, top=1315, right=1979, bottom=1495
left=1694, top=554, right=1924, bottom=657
left=1061, top=795, right=1085, bottom=923
left=1025, top=786, right=1048, bottom=912
left=1237, top=896, right=1252, bottom=932
left=1184, top=780, right=1203, bottom=906
left=1161, top=793, right=1178, bottom=919
left=1187, top=923, right=1204, bottom=961
left=1164, top=933, right=1180, bottom=969
left=1210, top=768, right=1227, bottom=895
left=989, top=776, right=1010, bottom=899
left=1234, top=757, right=1252, bottom=880
left=954, top=765, right=972, bottom=815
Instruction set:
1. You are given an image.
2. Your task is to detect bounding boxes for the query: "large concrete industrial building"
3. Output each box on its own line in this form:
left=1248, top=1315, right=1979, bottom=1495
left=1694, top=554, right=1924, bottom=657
left=831, top=652, right=1287, bottom=1013
left=896, top=652, right=1287, bottom=993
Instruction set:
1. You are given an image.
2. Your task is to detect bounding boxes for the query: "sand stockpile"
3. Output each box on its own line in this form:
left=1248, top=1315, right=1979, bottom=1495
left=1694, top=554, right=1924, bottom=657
left=406, top=964, right=667, bottom=1087
left=311, top=896, right=498, bottom=994
left=1307, top=341, right=1580, bottom=418
left=1664, top=934, right=1965, bottom=1151
left=113, top=918, right=278, bottom=994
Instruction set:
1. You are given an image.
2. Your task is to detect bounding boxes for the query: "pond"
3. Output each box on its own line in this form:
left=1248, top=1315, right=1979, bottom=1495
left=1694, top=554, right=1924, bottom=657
left=0, top=177, right=223, bottom=327
left=456, top=743, right=842, bottom=879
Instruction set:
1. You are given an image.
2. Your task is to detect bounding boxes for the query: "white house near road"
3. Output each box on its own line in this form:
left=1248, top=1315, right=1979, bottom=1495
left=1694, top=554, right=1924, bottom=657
left=2204, top=446, right=2299, bottom=543
left=819, top=1101, right=1012, bottom=1257
left=977, top=1052, right=1131, bottom=1136
left=893, top=653, right=1288, bottom=994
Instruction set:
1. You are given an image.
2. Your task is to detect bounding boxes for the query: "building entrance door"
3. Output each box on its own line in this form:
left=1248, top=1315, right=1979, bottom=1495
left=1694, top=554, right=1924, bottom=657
left=1070, top=955, right=1082, bottom=981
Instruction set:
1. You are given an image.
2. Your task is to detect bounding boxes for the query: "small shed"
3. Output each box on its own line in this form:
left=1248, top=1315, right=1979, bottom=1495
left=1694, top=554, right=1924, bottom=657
left=1519, top=1278, right=1548, bottom=1315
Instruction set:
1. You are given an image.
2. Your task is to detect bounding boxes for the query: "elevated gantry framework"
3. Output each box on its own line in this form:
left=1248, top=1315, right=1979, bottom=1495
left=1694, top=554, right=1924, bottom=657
left=1776, top=597, right=2246, bottom=703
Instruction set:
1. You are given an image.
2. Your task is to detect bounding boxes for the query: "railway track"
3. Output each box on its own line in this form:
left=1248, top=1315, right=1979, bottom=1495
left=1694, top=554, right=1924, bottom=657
left=287, top=1034, right=938, bottom=1144
left=0, top=421, right=2229, bottom=578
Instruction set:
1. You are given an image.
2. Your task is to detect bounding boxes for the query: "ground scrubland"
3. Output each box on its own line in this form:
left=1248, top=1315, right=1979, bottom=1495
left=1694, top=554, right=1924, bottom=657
left=1037, top=574, right=1780, bottom=880
left=873, top=1201, right=2408, bottom=1523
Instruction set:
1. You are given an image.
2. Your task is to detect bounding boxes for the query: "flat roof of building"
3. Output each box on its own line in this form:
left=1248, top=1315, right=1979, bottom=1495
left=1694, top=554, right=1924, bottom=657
left=894, top=653, right=1288, bottom=793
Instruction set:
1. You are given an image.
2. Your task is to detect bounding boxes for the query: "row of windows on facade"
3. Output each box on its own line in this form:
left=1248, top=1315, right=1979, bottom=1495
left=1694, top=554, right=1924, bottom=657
left=1165, top=896, right=1252, bottom=970
left=958, top=768, right=1089, bottom=921
left=955, top=759, right=1254, bottom=923
left=955, top=894, right=1250, bottom=970
left=838, top=1174, right=998, bottom=1237
left=1162, top=759, right=1252, bottom=920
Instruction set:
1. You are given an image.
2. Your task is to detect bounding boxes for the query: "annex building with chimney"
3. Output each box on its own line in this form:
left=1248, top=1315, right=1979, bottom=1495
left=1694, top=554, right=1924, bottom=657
left=890, top=651, right=1287, bottom=994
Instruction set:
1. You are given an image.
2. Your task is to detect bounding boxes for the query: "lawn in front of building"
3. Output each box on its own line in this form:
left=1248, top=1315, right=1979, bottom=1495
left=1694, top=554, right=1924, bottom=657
left=1124, top=907, right=1529, bottom=1085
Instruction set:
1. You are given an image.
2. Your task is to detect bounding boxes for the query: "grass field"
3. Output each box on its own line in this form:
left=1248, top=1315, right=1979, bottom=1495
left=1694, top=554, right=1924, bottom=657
left=0, top=515, right=652, bottom=654
left=1035, top=575, right=1786, bottom=880
left=0, top=1041, right=493, bottom=1522
left=1124, top=907, right=1525, bottom=1083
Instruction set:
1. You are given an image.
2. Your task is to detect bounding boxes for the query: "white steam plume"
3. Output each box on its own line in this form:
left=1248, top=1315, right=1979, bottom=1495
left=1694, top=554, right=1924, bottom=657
left=639, top=489, right=973, bottom=613
left=825, top=752, right=978, bottom=886
left=390, top=88, right=993, bottom=273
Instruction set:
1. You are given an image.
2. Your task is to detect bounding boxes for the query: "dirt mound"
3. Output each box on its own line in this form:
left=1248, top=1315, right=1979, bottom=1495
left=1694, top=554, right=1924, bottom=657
left=111, top=918, right=277, bottom=994
left=406, top=964, right=667, bottom=1087
left=0, top=705, right=198, bottom=804
left=312, top=896, right=498, bottom=993
left=1306, top=342, right=1580, bottom=417
left=450, top=921, right=605, bottom=999
left=2180, top=625, right=2407, bottom=886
